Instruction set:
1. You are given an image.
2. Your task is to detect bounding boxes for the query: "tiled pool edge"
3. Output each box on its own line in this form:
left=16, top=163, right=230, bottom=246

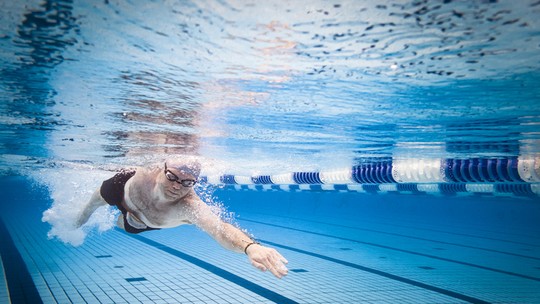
left=0, top=217, right=43, bottom=304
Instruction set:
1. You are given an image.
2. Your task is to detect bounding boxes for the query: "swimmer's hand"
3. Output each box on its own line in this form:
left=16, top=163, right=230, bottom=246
left=246, top=244, right=289, bottom=278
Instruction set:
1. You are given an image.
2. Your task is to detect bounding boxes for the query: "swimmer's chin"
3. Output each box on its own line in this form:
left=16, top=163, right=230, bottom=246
left=165, top=189, right=184, bottom=199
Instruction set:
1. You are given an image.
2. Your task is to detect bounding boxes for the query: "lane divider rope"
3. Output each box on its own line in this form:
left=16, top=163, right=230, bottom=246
left=200, top=157, right=540, bottom=197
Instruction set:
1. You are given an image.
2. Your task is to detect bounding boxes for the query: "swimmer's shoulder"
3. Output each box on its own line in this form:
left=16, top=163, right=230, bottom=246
left=121, top=165, right=156, bottom=175
left=124, top=166, right=158, bottom=196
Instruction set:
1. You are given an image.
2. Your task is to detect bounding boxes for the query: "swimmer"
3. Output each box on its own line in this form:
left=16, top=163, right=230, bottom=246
left=76, top=160, right=288, bottom=278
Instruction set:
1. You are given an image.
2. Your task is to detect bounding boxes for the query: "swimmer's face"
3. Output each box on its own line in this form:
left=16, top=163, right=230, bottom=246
left=162, top=162, right=199, bottom=198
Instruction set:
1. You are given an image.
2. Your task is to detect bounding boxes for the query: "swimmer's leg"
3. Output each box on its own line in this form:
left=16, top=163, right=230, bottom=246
left=76, top=189, right=107, bottom=228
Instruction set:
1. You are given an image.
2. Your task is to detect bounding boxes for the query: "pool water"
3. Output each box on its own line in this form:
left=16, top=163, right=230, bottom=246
left=2, top=175, right=540, bottom=303
left=1, top=0, right=540, bottom=303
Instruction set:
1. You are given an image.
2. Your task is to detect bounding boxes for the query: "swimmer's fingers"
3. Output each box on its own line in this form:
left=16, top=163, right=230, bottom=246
left=273, top=250, right=289, bottom=264
left=250, top=260, right=267, bottom=272
left=269, top=264, right=285, bottom=279
left=266, top=250, right=288, bottom=278
left=261, top=258, right=285, bottom=279
left=247, top=246, right=288, bottom=278
left=271, top=260, right=289, bottom=278
left=269, top=249, right=289, bottom=269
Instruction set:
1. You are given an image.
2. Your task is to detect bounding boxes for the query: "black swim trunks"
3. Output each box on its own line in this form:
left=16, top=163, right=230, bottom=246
left=100, top=170, right=160, bottom=234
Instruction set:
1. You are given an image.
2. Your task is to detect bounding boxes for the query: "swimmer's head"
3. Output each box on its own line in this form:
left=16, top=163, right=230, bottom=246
left=159, top=158, right=201, bottom=199
left=165, top=159, right=201, bottom=179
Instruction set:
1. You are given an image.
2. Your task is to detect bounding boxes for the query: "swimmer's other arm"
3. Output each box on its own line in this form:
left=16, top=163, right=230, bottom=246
left=76, top=188, right=107, bottom=228
left=185, top=195, right=289, bottom=279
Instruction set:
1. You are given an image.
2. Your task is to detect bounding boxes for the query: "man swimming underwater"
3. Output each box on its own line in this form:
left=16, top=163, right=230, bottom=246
left=76, top=160, right=288, bottom=278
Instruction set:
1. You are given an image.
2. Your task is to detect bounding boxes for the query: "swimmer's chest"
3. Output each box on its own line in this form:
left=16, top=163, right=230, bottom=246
left=125, top=179, right=191, bottom=227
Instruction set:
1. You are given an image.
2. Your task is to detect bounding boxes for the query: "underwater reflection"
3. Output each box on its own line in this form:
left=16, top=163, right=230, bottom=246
left=1, top=0, right=79, bottom=157
left=104, top=69, right=201, bottom=158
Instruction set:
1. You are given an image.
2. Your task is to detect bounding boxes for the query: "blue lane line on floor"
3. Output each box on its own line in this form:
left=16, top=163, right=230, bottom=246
left=0, top=218, right=43, bottom=304
left=126, top=232, right=299, bottom=304
left=243, top=218, right=540, bottom=282
left=284, top=214, right=540, bottom=248
left=261, top=215, right=540, bottom=261
left=261, top=240, right=490, bottom=304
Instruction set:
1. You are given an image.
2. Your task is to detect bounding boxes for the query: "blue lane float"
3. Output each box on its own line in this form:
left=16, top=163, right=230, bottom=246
left=444, top=158, right=524, bottom=183
left=200, top=156, right=540, bottom=198
left=352, top=161, right=395, bottom=184
left=252, top=175, right=273, bottom=184
left=293, top=172, right=323, bottom=184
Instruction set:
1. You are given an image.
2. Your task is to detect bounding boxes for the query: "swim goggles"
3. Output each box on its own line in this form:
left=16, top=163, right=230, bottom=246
left=164, top=163, right=197, bottom=187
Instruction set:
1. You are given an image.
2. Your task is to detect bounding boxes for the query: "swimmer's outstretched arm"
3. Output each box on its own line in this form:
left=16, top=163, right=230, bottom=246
left=75, top=188, right=107, bottom=228
left=185, top=194, right=289, bottom=279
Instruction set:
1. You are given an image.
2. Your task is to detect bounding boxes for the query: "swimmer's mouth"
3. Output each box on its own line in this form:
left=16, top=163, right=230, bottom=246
left=167, top=189, right=182, bottom=197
